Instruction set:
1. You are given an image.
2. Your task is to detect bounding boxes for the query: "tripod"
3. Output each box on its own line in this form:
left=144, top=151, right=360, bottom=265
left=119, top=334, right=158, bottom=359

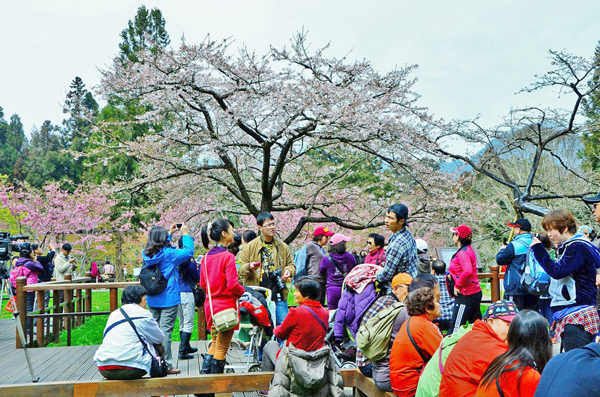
left=1, top=260, right=39, bottom=382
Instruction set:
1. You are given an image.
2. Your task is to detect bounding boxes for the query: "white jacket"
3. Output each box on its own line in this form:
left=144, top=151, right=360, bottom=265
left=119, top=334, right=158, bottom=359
left=93, top=304, right=165, bottom=373
left=53, top=252, right=72, bottom=281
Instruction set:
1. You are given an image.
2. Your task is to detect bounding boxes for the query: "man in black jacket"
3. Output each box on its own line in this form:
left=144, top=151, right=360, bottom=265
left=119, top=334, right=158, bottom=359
left=33, top=243, right=55, bottom=307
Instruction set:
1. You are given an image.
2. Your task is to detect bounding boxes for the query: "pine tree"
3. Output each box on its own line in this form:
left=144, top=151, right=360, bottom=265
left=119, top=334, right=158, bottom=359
left=118, top=6, right=170, bottom=63
left=581, top=41, right=600, bottom=171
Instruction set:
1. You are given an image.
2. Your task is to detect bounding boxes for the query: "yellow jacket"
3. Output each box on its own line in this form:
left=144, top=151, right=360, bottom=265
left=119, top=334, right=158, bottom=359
left=237, top=236, right=295, bottom=296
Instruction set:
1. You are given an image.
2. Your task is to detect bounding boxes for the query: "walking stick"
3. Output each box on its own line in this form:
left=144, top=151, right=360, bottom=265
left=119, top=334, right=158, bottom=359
left=5, top=268, right=39, bottom=383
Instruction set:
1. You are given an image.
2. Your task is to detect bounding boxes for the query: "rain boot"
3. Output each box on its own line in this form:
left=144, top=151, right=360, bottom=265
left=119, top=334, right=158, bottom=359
left=210, top=358, right=226, bottom=374
left=178, top=332, right=194, bottom=360
left=200, top=354, right=213, bottom=374
left=183, top=331, right=198, bottom=354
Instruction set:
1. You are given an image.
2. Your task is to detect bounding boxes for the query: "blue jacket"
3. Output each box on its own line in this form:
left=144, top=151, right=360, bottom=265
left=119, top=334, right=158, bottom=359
left=534, top=342, right=600, bottom=397
left=178, top=259, right=200, bottom=293
left=142, top=235, right=194, bottom=308
left=496, top=233, right=532, bottom=296
left=532, top=236, right=600, bottom=310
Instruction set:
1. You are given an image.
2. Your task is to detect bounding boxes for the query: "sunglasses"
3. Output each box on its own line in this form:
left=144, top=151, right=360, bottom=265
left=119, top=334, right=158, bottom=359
left=366, top=241, right=373, bottom=245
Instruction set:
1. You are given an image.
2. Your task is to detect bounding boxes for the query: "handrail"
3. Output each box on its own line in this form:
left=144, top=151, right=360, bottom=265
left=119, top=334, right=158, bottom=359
left=24, top=282, right=139, bottom=291
left=0, top=369, right=396, bottom=397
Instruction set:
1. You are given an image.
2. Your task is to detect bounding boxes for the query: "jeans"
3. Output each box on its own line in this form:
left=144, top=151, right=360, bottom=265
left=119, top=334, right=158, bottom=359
left=178, top=292, right=195, bottom=333
left=538, top=298, right=553, bottom=327
left=275, top=300, right=288, bottom=326
left=149, top=305, right=179, bottom=369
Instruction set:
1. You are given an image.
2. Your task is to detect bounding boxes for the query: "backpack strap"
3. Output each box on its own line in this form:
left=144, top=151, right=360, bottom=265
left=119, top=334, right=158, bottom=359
left=496, top=377, right=506, bottom=397
left=438, top=339, right=445, bottom=374
left=407, top=318, right=428, bottom=365
left=327, top=255, right=348, bottom=278
left=119, top=308, right=154, bottom=358
left=300, top=305, right=328, bottom=333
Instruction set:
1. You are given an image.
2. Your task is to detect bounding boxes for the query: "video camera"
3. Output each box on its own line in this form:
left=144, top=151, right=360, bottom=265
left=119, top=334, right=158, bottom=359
left=0, top=232, right=31, bottom=261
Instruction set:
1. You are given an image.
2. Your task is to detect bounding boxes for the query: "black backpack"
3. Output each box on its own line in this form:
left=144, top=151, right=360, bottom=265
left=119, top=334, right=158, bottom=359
left=139, top=264, right=168, bottom=296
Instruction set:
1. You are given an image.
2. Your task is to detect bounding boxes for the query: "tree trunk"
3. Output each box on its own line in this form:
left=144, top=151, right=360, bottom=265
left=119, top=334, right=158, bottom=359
left=115, top=232, right=124, bottom=282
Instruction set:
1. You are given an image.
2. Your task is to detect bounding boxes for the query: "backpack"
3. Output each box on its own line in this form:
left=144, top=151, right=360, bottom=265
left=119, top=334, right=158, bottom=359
left=139, top=264, right=168, bottom=296
left=520, top=247, right=551, bottom=296
left=293, top=244, right=309, bottom=281
left=356, top=301, right=405, bottom=361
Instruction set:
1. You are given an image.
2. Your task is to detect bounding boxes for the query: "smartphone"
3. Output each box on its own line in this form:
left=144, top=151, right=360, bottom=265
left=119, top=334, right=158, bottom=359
left=176, top=223, right=182, bottom=229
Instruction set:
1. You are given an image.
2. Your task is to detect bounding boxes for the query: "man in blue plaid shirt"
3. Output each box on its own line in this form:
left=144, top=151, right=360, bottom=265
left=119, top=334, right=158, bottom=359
left=376, top=204, right=419, bottom=289
left=431, top=259, right=454, bottom=332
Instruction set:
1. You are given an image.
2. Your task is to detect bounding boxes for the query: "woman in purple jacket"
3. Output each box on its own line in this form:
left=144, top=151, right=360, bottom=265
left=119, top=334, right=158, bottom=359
left=10, top=249, right=43, bottom=330
left=319, top=233, right=357, bottom=309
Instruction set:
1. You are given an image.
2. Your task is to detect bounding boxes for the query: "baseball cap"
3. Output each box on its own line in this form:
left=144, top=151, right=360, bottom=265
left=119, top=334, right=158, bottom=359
left=507, top=218, right=532, bottom=232
left=483, top=300, right=519, bottom=322
left=330, top=233, right=351, bottom=246
left=392, top=273, right=413, bottom=288
left=579, top=225, right=593, bottom=234
left=451, top=225, right=472, bottom=239
left=388, top=203, right=410, bottom=227
left=583, top=190, right=600, bottom=204
left=314, top=226, right=334, bottom=237
left=415, top=239, right=428, bottom=252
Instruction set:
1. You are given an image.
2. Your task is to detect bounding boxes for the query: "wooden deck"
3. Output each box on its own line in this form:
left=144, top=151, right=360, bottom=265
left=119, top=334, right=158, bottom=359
left=0, top=319, right=260, bottom=396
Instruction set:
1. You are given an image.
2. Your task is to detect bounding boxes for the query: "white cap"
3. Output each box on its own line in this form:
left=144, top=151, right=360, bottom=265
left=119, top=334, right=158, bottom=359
left=415, top=238, right=428, bottom=252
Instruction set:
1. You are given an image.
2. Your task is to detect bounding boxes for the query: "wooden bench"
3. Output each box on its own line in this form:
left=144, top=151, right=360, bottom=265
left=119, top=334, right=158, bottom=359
left=0, top=369, right=395, bottom=397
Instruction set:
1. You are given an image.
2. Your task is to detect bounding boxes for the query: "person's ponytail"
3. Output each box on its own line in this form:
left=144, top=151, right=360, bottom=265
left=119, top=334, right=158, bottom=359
left=202, top=219, right=234, bottom=249
left=201, top=224, right=210, bottom=249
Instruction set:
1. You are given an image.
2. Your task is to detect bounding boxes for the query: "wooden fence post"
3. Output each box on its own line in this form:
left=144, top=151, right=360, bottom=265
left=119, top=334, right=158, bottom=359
left=53, top=284, right=61, bottom=343
left=16, top=277, right=27, bottom=349
left=109, top=288, right=118, bottom=312
left=490, top=266, right=500, bottom=302
left=36, top=290, right=45, bottom=347
left=75, top=288, right=82, bottom=326
left=197, top=306, right=206, bottom=340
left=65, top=289, right=73, bottom=346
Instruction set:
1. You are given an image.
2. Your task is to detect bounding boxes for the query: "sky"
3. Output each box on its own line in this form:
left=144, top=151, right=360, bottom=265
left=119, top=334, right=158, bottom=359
left=1, top=0, right=600, bottom=156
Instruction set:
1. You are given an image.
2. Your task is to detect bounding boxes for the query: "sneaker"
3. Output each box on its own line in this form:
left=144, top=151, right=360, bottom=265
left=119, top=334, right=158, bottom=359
left=166, top=368, right=181, bottom=375
left=258, top=391, right=269, bottom=396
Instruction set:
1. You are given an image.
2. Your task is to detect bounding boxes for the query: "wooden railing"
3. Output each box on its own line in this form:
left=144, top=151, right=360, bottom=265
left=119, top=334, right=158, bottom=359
left=477, top=265, right=503, bottom=303
left=0, top=368, right=395, bottom=397
left=16, top=275, right=139, bottom=348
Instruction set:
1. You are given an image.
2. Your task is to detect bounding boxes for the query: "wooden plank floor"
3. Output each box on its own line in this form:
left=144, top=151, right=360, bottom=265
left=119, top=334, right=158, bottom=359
left=0, top=319, right=263, bottom=396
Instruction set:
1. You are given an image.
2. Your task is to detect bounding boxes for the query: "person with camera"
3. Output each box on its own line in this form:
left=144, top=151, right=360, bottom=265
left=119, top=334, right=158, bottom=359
left=53, top=243, right=76, bottom=282
left=142, top=223, right=195, bottom=375
left=238, top=212, right=295, bottom=326
left=9, top=249, right=43, bottom=331
left=32, top=243, right=55, bottom=306
left=94, top=285, right=165, bottom=380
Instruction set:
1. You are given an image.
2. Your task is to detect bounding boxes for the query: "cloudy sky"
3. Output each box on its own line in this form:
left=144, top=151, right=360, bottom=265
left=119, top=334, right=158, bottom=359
left=2, top=1, right=599, bottom=155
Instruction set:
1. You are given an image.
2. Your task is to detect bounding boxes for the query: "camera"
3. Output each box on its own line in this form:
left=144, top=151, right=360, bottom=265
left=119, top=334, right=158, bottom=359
left=0, top=232, right=31, bottom=261
left=272, top=269, right=287, bottom=292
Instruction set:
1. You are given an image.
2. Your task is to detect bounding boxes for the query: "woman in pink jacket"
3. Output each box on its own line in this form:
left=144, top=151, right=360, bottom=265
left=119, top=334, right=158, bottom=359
left=447, top=224, right=482, bottom=335
left=199, top=219, right=245, bottom=378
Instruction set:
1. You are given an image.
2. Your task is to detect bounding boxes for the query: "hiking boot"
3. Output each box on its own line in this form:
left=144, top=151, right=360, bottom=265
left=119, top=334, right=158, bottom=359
left=200, top=354, right=213, bottom=374
left=210, top=359, right=226, bottom=374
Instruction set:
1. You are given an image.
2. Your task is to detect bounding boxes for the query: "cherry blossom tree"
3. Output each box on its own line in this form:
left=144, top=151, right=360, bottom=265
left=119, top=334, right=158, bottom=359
left=96, top=32, right=472, bottom=243
left=0, top=182, right=133, bottom=275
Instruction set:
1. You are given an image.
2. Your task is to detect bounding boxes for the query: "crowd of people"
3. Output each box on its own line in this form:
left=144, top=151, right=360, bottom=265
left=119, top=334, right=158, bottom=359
left=89, top=189, right=600, bottom=396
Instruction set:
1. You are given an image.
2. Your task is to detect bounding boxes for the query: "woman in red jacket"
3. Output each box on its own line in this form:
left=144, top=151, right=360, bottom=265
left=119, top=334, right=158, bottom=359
left=447, top=224, right=482, bottom=335
left=476, top=310, right=552, bottom=397
left=199, top=219, right=245, bottom=376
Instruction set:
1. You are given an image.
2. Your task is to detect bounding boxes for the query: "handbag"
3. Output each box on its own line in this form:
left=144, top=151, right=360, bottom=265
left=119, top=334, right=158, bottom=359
left=203, top=256, right=239, bottom=332
left=119, top=308, right=168, bottom=377
left=189, top=282, right=206, bottom=308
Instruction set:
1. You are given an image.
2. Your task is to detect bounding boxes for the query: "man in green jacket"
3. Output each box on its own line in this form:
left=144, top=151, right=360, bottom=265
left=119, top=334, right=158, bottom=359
left=237, top=212, right=295, bottom=325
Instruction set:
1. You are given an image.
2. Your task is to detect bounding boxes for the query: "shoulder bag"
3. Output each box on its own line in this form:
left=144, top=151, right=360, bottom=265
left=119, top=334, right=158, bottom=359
left=119, top=308, right=168, bottom=377
left=203, top=256, right=239, bottom=332
left=406, top=318, right=430, bottom=374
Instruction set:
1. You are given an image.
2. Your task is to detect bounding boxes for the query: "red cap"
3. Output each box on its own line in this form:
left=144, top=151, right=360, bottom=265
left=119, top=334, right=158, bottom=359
left=314, top=226, right=334, bottom=237
left=451, top=225, right=473, bottom=239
